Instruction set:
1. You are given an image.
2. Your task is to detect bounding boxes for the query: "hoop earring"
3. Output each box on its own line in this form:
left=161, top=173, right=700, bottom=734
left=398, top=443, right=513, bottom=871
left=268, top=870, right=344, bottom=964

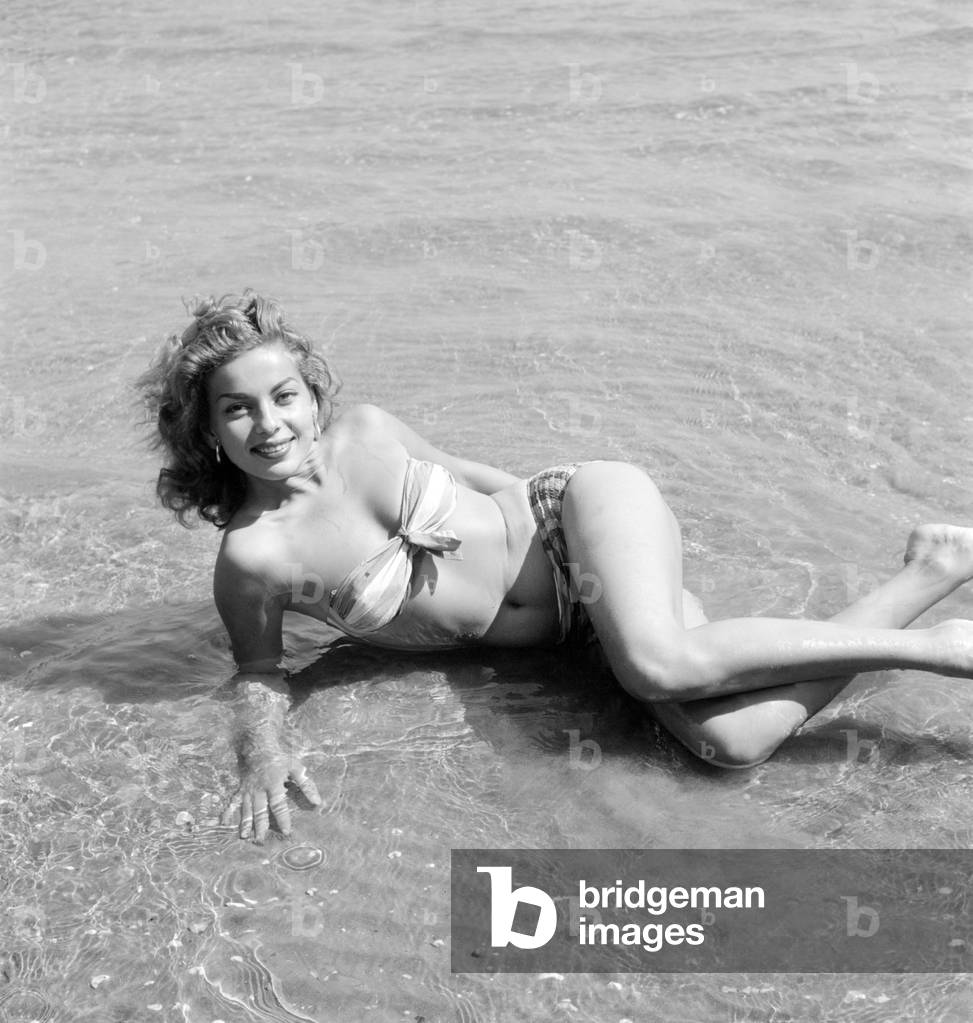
left=214, top=440, right=222, bottom=465
left=313, top=418, right=321, bottom=440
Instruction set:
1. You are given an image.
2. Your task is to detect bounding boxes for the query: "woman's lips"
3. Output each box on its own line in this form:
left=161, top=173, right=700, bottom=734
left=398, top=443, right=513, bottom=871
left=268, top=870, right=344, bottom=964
left=251, top=438, right=294, bottom=458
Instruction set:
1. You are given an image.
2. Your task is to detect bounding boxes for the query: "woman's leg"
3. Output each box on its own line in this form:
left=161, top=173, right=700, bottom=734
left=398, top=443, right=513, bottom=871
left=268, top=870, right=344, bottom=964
left=657, top=552, right=963, bottom=768
left=560, top=462, right=973, bottom=767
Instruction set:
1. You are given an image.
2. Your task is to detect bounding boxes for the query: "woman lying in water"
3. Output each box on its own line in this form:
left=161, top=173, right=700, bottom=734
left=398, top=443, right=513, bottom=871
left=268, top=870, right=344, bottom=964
left=140, top=290, right=973, bottom=843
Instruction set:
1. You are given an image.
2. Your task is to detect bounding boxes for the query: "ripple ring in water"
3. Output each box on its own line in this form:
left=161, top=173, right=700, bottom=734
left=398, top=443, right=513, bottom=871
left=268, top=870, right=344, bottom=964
left=0, top=988, right=56, bottom=1022
left=280, top=844, right=326, bottom=871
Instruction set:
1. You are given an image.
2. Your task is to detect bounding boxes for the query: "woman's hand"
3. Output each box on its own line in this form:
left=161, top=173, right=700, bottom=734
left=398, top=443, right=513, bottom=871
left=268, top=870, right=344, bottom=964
left=220, top=737, right=323, bottom=842
left=217, top=671, right=322, bottom=841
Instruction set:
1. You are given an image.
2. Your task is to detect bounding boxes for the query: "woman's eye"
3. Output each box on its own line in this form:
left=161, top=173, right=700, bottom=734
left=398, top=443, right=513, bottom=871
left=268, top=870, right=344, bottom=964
left=224, top=403, right=247, bottom=415
left=276, top=391, right=298, bottom=404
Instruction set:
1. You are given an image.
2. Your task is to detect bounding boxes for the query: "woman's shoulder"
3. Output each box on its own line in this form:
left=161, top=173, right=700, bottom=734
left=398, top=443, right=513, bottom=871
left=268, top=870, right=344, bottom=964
left=329, top=402, right=394, bottom=438
left=328, top=403, right=411, bottom=478
left=214, top=517, right=288, bottom=590
left=328, top=403, right=447, bottom=477
left=216, top=405, right=407, bottom=573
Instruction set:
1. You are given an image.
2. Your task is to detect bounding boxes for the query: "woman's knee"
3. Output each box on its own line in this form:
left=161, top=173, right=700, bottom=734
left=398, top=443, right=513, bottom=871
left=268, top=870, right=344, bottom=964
left=650, top=700, right=777, bottom=769
left=691, top=734, right=774, bottom=770
left=689, top=712, right=785, bottom=769
left=612, top=633, right=716, bottom=702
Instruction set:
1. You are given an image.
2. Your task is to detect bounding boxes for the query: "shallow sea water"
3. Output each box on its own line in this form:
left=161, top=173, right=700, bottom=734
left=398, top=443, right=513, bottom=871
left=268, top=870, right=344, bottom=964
left=2, top=0, right=973, bottom=1019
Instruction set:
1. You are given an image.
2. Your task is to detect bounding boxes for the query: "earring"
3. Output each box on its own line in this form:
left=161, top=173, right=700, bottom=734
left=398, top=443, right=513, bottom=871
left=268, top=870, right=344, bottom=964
left=214, top=440, right=222, bottom=465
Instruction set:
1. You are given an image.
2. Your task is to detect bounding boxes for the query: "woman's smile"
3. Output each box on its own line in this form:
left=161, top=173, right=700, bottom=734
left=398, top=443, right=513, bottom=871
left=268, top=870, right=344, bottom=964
left=251, top=437, right=294, bottom=459
left=206, top=343, right=321, bottom=477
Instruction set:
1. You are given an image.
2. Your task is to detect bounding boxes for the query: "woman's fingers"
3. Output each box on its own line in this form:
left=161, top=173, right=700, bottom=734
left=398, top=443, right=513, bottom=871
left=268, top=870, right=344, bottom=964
left=269, top=787, right=292, bottom=837
left=223, top=761, right=318, bottom=841
left=291, top=764, right=322, bottom=807
left=252, top=790, right=271, bottom=843
left=220, top=789, right=242, bottom=827
left=239, top=792, right=254, bottom=840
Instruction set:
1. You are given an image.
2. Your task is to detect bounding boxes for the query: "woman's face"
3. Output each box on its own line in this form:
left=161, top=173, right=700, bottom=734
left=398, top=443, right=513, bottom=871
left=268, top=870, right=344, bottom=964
left=205, top=342, right=319, bottom=480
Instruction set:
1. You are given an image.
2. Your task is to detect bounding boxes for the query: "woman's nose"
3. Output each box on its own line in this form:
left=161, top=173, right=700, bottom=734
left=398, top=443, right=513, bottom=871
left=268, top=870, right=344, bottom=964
left=253, top=404, right=280, bottom=435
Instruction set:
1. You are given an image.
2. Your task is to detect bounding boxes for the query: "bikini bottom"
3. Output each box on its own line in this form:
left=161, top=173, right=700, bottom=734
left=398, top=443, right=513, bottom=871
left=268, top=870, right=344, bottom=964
left=525, top=462, right=605, bottom=664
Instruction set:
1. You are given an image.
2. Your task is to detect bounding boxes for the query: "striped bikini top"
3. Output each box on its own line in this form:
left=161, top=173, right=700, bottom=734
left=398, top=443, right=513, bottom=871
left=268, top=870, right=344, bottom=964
left=326, top=458, right=462, bottom=637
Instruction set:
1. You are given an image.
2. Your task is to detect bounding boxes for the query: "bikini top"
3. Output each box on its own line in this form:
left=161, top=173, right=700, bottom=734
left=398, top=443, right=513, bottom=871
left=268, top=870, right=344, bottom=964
left=326, top=458, right=462, bottom=637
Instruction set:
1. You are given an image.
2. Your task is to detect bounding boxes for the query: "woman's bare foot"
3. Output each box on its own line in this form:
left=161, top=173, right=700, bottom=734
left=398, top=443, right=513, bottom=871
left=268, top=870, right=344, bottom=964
left=904, top=524, right=973, bottom=584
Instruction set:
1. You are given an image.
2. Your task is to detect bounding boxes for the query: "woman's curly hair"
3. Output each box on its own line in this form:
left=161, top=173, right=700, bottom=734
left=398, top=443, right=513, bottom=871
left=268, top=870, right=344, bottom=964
left=138, top=290, right=340, bottom=528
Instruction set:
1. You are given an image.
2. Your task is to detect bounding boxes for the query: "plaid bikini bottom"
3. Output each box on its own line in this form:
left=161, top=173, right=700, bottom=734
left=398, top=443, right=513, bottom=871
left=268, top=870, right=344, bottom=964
left=525, top=462, right=605, bottom=663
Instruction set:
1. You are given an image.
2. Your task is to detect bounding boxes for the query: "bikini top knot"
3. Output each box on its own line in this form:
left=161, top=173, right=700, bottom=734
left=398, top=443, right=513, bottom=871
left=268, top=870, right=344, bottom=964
left=396, top=525, right=461, bottom=552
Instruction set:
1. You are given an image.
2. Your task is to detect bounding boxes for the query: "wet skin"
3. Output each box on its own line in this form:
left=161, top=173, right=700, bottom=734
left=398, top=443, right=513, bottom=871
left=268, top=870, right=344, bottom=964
left=205, top=344, right=973, bottom=841
left=208, top=345, right=563, bottom=656
left=206, top=344, right=565, bottom=840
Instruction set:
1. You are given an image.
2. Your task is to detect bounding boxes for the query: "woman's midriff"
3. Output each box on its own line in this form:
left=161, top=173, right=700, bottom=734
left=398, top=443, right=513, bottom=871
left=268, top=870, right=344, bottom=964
left=342, top=478, right=561, bottom=651
left=481, top=479, right=562, bottom=646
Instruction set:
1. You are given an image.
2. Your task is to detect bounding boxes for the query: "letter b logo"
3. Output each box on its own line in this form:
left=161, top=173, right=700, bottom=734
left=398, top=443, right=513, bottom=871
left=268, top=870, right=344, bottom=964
left=477, top=866, right=557, bottom=949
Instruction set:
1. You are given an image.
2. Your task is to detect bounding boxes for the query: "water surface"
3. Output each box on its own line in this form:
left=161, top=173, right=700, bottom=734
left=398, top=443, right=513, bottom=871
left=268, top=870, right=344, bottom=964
left=2, top=0, right=972, bottom=1019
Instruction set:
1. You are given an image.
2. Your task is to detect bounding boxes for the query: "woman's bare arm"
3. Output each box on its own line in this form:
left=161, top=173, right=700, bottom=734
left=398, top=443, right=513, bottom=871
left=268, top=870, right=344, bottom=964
left=451, top=456, right=521, bottom=494
left=214, top=545, right=321, bottom=841
left=345, top=404, right=522, bottom=494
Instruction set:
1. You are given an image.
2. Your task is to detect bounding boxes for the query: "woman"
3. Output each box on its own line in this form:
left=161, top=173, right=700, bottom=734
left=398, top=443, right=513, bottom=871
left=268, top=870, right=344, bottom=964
left=141, top=290, right=973, bottom=843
